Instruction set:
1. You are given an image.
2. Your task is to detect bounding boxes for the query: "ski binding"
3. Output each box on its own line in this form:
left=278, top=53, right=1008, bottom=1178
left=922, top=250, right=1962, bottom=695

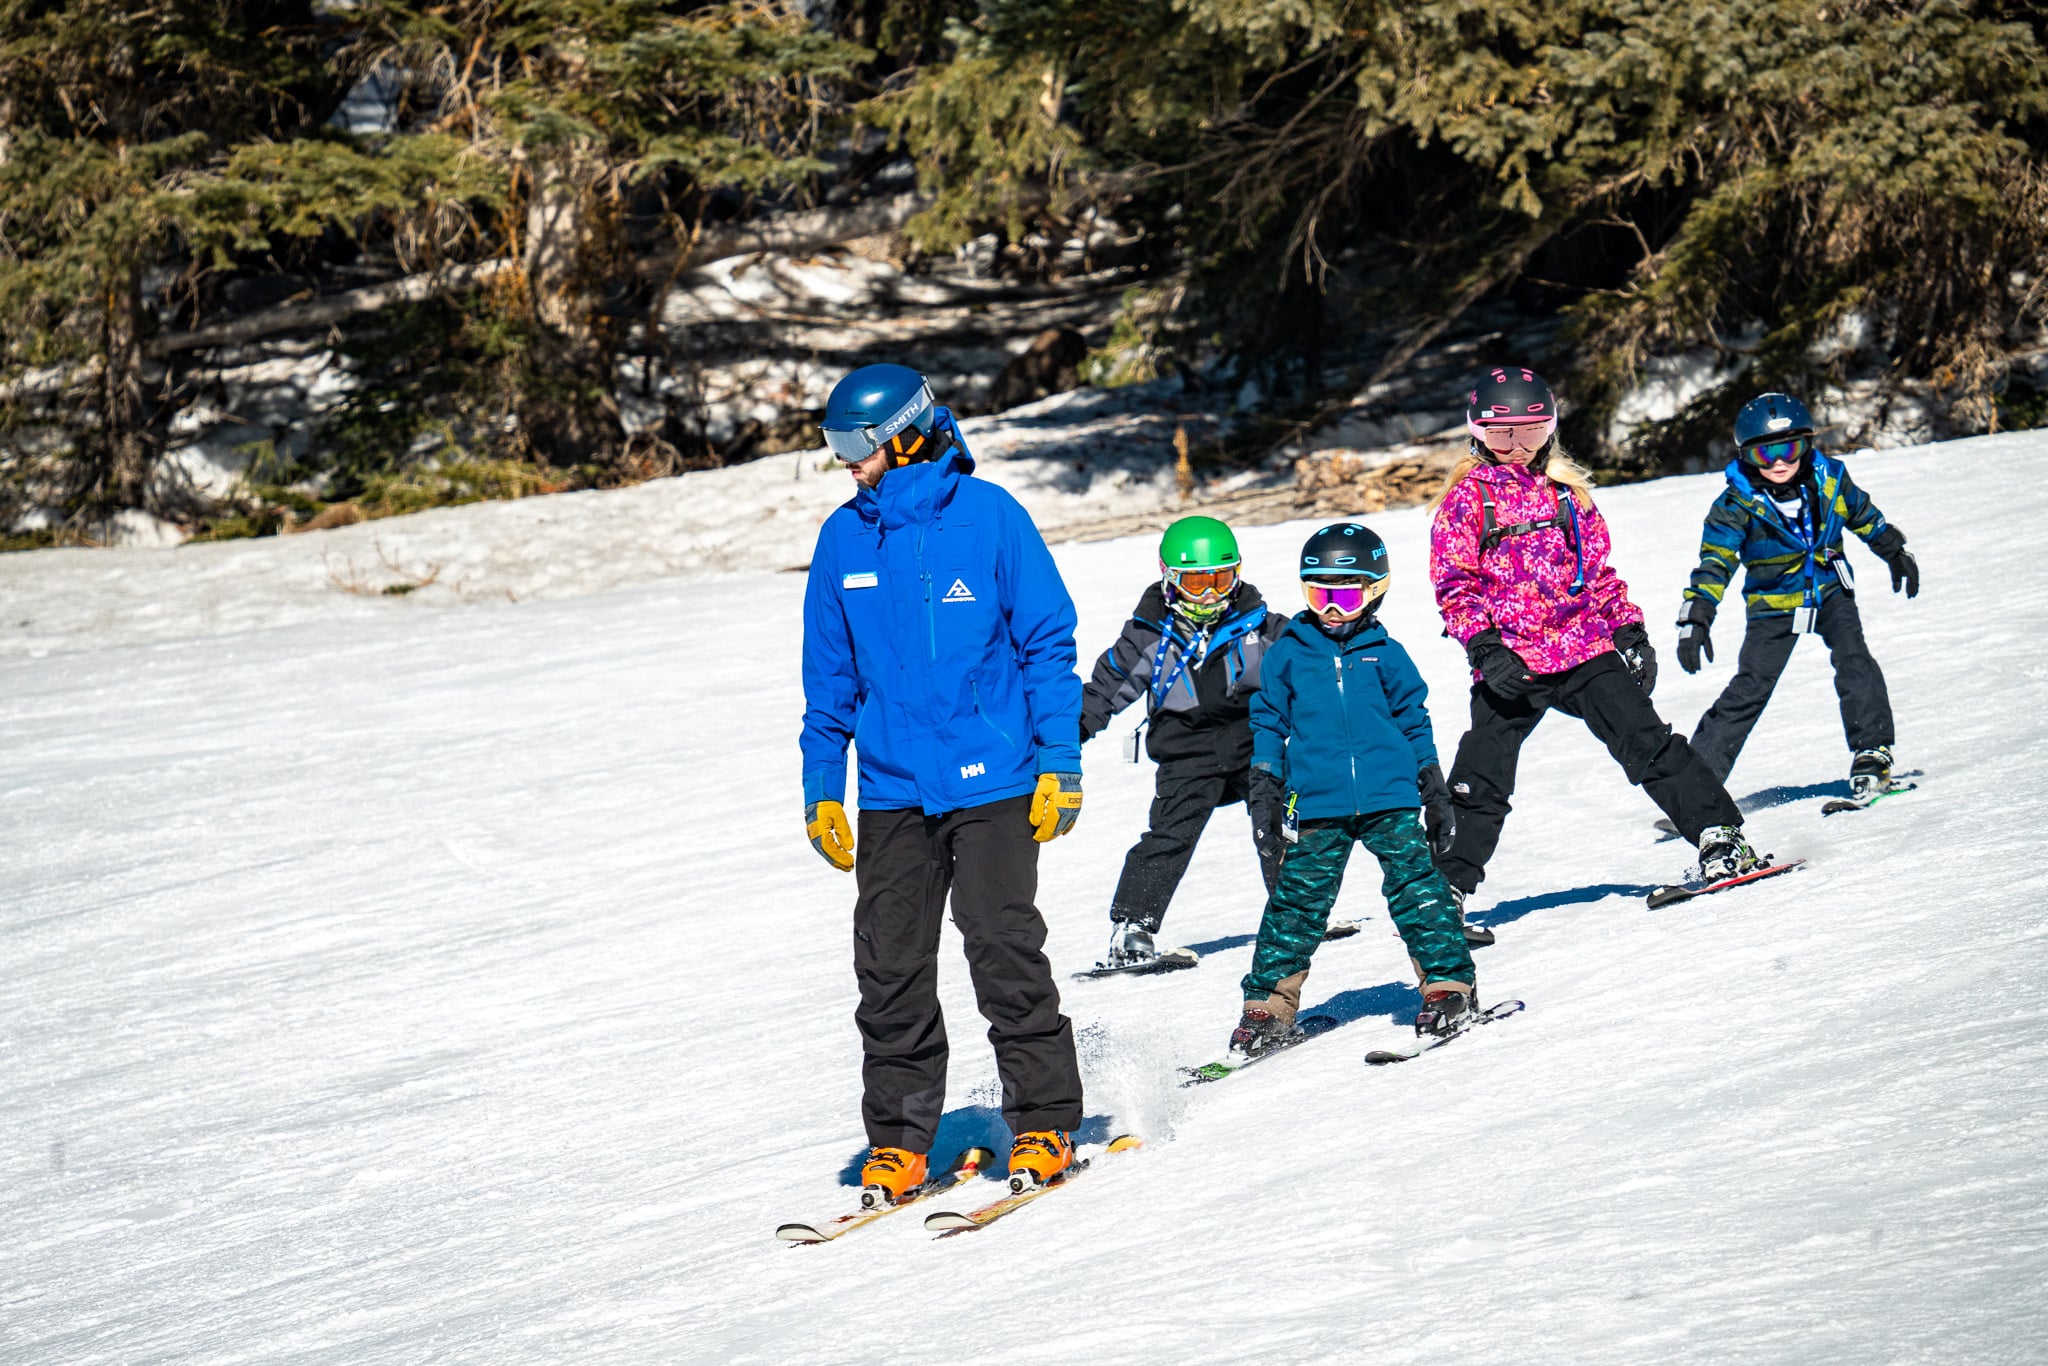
left=1646, top=856, right=1806, bottom=909
left=924, top=1135, right=1143, bottom=1236
left=1365, top=998, right=1525, bottom=1065
left=776, top=1146, right=997, bottom=1244
left=1179, top=1014, right=1342, bottom=1086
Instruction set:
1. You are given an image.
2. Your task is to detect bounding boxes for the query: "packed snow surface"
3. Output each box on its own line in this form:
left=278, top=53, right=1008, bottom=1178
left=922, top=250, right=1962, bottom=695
left=4, top=434, right=2047, bottom=1363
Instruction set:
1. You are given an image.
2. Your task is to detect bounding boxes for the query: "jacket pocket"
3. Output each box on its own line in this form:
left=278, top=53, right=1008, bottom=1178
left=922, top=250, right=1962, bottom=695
left=971, top=679, right=1018, bottom=749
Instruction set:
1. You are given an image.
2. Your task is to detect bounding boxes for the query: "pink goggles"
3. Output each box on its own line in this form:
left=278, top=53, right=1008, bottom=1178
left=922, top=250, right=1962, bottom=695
left=1471, top=416, right=1558, bottom=451
left=1303, top=582, right=1382, bottom=615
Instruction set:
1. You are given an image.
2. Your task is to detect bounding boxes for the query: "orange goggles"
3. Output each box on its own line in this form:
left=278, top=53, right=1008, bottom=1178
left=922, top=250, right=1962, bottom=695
left=1165, top=565, right=1238, bottom=599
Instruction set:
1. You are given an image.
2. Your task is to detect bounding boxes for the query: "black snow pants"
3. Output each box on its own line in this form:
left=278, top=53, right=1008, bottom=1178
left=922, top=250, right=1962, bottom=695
left=1436, top=652, right=1742, bottom=895
left=852, top=793, right=1083, bottom=1152
left=1689, top=592, right=1894, bottom=782
left=1108, top=761, right=1285, bottom=933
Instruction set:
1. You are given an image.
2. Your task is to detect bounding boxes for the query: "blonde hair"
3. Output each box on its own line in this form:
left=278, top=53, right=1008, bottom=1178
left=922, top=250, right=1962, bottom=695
left=1428, top=441, right=1598, bottom=516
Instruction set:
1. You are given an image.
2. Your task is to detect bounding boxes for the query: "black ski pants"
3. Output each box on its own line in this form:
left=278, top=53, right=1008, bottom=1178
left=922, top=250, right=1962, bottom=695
left=852, top=793, right=1083, bottom=1152
left=1689, top=592, right=1894, bottom=782
left=1108, top=762, right=1284, bottom=933
left=1436, top=652, right=1741, bottom=894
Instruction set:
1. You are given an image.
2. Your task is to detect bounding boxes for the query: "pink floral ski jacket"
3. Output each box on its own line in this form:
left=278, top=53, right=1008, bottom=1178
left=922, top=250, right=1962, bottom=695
left=1429, top=462, right=1644, bottom=676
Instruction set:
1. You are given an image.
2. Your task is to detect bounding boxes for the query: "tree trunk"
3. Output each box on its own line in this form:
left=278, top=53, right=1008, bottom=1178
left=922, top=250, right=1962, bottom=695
left=517, top=148, right=623, bottom=466
left=94, top=263, right=156, bottom=513
left=523, top=153, right=590, bottom=338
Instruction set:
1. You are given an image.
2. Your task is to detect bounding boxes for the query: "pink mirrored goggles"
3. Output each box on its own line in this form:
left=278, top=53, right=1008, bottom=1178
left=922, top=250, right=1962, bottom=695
left=1470, top=416, right=1558, bottom=451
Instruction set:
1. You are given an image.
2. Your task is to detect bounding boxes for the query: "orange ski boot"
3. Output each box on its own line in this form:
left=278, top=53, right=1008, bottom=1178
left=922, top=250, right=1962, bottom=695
left=1007, top=1130, right=1074, bottom=1193
left=858, top=1147, right=928, bottom=1209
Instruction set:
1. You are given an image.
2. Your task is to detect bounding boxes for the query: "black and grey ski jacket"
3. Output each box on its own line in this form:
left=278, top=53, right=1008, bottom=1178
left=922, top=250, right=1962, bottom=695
left=1079, top=582, right=1288, bottom=774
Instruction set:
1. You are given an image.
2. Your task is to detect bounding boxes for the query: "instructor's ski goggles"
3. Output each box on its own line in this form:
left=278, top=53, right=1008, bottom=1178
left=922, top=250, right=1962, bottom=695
left=1742, top=434, right=1811, bottom=468
left=1163, top=564, right=1238, bottom=601
left=1302, top=575, right=1389, bottom=617
left=1473, top=417, right=1557, bottom=453
left=820, top=382, right=937, bottom=464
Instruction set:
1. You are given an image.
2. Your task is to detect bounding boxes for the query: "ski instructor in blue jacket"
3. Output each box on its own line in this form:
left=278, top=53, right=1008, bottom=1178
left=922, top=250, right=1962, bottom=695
left=799, top=363, right=1087, bottom=1205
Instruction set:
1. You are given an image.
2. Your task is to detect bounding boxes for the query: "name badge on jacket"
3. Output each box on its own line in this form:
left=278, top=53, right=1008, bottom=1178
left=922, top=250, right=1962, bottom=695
left=842, top=571, right=879, bottom=590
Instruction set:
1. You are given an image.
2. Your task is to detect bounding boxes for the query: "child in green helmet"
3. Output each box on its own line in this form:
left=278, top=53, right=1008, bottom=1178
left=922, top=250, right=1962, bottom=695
left=1078, top=515, right=1290, bottom=970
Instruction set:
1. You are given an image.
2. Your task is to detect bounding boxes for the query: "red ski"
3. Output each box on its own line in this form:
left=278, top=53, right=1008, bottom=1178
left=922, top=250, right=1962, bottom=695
left=1646, top=857, right=1806, bottom=909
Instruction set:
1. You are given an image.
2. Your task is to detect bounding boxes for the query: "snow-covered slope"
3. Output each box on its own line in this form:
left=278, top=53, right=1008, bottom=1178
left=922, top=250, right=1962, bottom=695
left=4, top=434, right=2046, bottom=1364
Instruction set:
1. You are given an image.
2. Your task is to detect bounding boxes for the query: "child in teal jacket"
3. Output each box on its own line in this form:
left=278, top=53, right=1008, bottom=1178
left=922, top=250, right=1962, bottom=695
left=1225, top=523, right=1476, bottom=1066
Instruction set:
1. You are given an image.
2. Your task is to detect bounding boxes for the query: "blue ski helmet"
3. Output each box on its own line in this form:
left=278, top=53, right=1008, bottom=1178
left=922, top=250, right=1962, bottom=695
left=821, top=364, right=940, bottom=465
left=1733, top=392, right=1815, bottom=449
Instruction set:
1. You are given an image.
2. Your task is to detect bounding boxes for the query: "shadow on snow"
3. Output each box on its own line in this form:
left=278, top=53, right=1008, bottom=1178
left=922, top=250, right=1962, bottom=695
left=1181, top=931, right=1258, bottom=956
left=1468, top=882, right=1656, bottom=928
left=1302, top=980, right=1423, bottom=1027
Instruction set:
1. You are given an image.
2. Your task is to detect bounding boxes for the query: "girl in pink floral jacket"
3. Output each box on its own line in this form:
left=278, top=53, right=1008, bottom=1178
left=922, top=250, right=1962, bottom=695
left=1427, top=367, right=1757, bottom=907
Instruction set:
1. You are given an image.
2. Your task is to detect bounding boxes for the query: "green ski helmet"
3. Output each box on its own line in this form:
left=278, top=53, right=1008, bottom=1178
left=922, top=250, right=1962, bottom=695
left=1158, top=515, right=1242, bottom=625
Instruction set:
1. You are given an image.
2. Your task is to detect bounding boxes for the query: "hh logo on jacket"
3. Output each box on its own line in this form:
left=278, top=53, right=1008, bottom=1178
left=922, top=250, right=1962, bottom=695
left=943, top=578, right=977, bottom=603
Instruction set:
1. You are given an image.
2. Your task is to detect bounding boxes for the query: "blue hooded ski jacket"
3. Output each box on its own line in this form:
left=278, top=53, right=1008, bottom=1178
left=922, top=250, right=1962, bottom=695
left=1683, top=449, right=1890, bottom=619
left=801, top=446, right=1082, bottom=814
left=1249, top=613, right=1438, bottom=821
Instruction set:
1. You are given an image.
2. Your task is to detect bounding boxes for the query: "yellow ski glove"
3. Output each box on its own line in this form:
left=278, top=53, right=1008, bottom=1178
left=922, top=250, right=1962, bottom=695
left=805, top=800, right=854, bottom=872
left=1029, top=772, right=1084, bottom=843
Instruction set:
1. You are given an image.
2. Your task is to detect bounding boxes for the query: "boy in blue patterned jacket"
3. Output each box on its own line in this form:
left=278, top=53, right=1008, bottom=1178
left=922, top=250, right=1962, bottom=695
left=1677, top=393, right=1921, bottom=797
left=1223, top=523, right=1475, bottom=1066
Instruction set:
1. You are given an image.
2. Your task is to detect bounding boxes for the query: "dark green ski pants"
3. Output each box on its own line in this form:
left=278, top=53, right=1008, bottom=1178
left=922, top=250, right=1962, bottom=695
left=1242, top=808, right=1474, bottom=1004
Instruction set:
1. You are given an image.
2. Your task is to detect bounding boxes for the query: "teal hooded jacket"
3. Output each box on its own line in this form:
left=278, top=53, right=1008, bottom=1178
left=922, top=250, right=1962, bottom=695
left=1249, top=613, right=1437, bottom=821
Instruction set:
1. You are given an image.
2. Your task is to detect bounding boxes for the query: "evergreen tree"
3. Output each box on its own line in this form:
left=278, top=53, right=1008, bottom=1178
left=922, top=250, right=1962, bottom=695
left=0, top=1, right=339, bottom=527
left=873, top=0, right=2048, bottom=466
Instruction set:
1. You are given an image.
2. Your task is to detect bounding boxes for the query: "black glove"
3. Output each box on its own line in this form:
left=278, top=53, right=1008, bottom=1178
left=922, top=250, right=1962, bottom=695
left=1612, top=622, right=1657, bottom=696
left=1466, top=629, right=1539, bottom=699
left=1869, top=526, right=1919, bottom=598
left=1417, top=762, right=1456, bottom=858
left=1249, top=766, right=1286, bottom=814
left=1675, top=597, right=1715, bottom=675
left=1249, top=765, right=1296, bottom=844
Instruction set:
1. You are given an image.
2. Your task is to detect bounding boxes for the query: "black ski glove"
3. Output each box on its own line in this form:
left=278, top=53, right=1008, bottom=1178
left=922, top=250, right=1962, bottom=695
left=1466, top=629, right=1539, bottom=699
left=1675, top=597, right=1715, bottom=675
left=1249, top=765, right=1296, bottom=845
left=1249, top=765, right=1286, bottom=814
left=1417, top=762, right=1457, bottom=858
left=1613, top=622, right=1657, bottom=695
left=1869, top=526, right=1919, bottom=598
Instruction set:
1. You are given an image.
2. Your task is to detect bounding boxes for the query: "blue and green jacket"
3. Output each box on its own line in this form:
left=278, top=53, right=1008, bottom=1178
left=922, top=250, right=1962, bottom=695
left=1683, top=450, right=1889, bottom=620
left=1249, top=614, right=1436, bottom=821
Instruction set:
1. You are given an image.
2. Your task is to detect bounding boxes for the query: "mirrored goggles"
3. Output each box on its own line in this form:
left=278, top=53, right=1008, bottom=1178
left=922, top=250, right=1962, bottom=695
left=1165, top=565, right=1238, bottom=600
left=1743, top=434, right=1810, bottom=468
left=1302, top=578, right=1386, bottom=615
left=821, top=384, right=936, bottom=464
left=1476, top=418, right=1557, bottom=452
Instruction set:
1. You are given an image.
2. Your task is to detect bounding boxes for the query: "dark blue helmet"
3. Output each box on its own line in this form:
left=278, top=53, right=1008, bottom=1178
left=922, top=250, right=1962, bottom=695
left=821, top=363, right=940, bottom=464
left=1299, top=523, right=1389, bottom=578
left=1733, top=392, right=1815, bottom=449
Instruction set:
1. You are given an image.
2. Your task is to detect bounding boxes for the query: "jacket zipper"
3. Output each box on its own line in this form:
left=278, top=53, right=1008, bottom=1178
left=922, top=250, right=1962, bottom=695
left=971, top=681, right=1016, bottom=747
left=1335, top=653, right=1359, bottom=810
left=918, top=523, right=935, bottom=661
